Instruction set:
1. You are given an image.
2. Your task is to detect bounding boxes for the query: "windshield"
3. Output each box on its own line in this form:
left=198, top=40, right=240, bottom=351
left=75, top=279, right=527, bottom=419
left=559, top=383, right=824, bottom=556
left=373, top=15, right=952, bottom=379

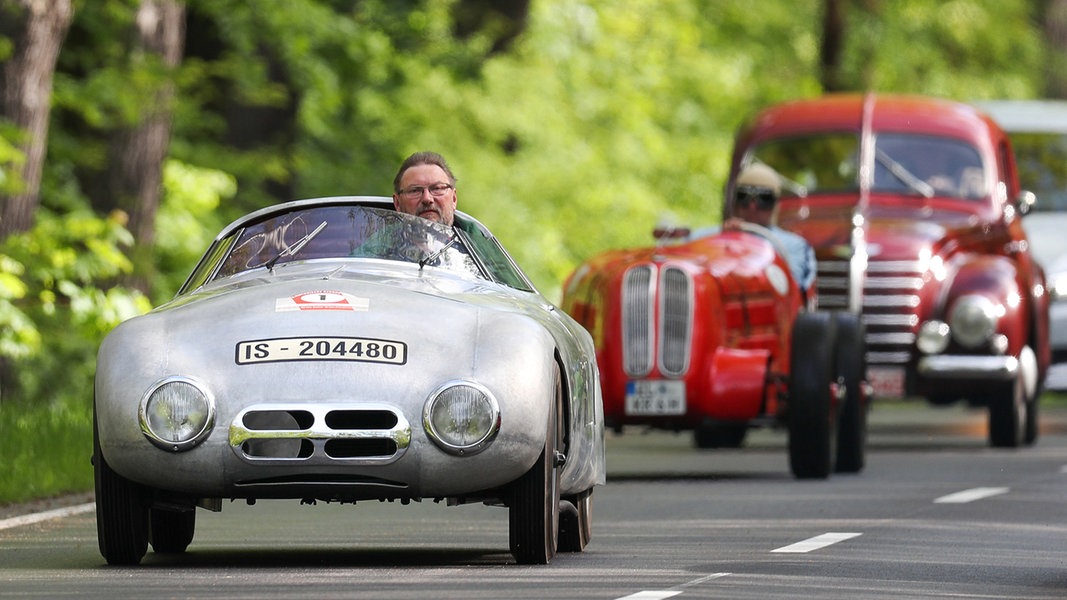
left=748, top=133, right=987, bottom=200
left=186, top=205, right=484, bottom=288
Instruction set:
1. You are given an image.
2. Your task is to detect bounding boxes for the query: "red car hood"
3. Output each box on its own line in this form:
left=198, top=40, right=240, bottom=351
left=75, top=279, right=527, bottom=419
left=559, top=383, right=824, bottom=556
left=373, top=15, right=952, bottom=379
left=780, top=193, right=994, bottom=262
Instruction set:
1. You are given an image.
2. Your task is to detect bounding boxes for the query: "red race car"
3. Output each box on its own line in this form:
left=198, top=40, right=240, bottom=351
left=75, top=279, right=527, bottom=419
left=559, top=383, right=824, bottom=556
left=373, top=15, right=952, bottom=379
left=562, top=221, right=869, bottom=479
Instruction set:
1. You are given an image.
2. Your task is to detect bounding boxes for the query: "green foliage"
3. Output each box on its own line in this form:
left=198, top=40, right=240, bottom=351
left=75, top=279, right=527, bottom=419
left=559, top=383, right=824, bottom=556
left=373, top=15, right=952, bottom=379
left=152, top=159, right=237, bottom=301
left=0, top=208, right=150, bottom=402
left=842, top=0, right=1043, bottom=98
left=0, top=205, right=149, bottom=501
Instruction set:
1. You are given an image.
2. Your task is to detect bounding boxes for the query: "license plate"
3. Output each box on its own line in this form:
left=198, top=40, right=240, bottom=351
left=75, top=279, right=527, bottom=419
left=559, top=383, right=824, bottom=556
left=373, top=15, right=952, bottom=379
left=867, top=366, right=905, bottom=397
left=625, top=380, right=686, bottom=416
left=236, top=336, right=407, bottom=365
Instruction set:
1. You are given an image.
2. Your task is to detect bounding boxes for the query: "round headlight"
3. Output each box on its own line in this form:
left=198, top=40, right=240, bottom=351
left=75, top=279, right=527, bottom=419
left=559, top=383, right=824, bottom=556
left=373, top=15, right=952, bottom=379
left=949, top=294, right=999, bottom=349
left=423, top=381, right=500, bottom=456
left=140, top=376, right=215, bottom=452
left=916, top=320, right=950, bottom=354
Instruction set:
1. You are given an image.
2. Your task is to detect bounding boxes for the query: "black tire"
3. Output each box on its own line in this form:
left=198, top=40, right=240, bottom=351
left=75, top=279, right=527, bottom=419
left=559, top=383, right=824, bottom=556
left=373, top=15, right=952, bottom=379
left=693, top=422, right=748, bottom=449
left=509, top=365, right=562, bottom=564
left=150, top=508, right=195, bottom=554
left=1024, top=392, right=1039, bottom=446
left=94, top=409, right=149, bottom=566
left=558, top=488, right=593, bottom=553
left=833, top=312, right=868, bottom=473
left=788, top=312, right=836, bottom=479
left=990, top=345, right=1040, bottom=448
left=989, top=375, right=1026, bottom=448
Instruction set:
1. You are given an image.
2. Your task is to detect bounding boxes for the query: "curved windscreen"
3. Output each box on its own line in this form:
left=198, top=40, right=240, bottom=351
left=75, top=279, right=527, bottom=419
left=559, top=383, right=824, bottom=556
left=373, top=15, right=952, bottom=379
left=749, top=133, right=986, bottom=200
left=182, top=205, right=491, bottom=291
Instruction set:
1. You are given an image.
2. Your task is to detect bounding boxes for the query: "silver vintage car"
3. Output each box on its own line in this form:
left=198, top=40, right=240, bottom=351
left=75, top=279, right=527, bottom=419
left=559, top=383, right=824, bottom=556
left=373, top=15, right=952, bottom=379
left=93, top=197, right=606, bottom=565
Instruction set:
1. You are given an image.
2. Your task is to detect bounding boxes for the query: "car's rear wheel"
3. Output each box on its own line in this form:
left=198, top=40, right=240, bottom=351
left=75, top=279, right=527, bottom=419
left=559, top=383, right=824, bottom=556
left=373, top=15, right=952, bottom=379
left=150, top=508, right=195, bottom=554
left=509, top=364, right=562, bottom=564
left=558, top=488, right=593, bottom=552
left=988, top=376, right=1025, bottom=447
left=788, top=312, right=836, bottom=479
left=94, top=409, right=149, bottom=566
left=833, top=312, right=867, bottom=473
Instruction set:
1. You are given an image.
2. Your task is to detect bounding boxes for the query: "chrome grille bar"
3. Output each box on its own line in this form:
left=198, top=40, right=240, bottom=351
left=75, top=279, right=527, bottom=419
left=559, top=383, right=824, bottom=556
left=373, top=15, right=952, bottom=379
left=622, top=265, right=655, bottom=377
left=817, top=257, right=924, bottom=365
left=658, top=266, right=693, bottom=376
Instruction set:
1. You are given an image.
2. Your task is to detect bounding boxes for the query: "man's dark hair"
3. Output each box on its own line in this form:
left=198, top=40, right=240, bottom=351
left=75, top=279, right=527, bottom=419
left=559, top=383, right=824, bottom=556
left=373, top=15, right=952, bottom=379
left=393, top=151, right=457, bottom=192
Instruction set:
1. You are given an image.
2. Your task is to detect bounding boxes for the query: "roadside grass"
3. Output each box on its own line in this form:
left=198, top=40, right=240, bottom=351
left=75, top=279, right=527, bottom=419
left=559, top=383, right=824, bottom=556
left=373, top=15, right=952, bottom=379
left=0, top=397, right=93, bottom=505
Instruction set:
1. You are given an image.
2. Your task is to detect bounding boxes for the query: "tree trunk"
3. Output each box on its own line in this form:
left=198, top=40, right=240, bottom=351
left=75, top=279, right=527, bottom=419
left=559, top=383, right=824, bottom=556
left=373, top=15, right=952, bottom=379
left=0, top=0, right=74, bottom=239
left=109, top=0, right=185, bottom=293
left=819, top=0, right=846, bottom=92
left=1043, top=0, right=1067, bottom=98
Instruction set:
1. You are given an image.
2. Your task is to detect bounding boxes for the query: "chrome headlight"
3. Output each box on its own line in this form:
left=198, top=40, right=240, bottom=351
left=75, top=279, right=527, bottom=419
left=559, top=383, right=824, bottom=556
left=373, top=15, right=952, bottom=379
left=140, top=376, right=215, bottom=452
left=916, top=320, right=950, bottom=354
left=949, top=294, right=999, bottom=349
left=423, top=381, right=500, bottom=456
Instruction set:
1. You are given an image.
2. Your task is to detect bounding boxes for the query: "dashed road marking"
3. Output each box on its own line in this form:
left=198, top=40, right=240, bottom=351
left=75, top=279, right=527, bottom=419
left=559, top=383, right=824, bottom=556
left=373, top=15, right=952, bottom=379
left=771, top=532, right=862, bottom=553
left=615, top=573, right=732, bottom=599
left=933, top=487, right=1009, bottom=504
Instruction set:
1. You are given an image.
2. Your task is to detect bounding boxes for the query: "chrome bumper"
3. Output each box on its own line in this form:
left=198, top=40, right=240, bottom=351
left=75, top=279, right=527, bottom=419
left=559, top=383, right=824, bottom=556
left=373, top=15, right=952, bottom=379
left=916, top=354, right=1019, bottom=380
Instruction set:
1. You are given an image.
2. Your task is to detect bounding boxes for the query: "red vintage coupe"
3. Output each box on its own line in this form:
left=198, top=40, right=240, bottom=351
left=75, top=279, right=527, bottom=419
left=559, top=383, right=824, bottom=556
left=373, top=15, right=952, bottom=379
left=728, top=93, right=1051, bottom=447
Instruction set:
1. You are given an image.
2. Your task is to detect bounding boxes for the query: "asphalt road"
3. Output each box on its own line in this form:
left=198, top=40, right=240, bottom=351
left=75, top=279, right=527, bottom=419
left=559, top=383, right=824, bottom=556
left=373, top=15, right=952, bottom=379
left=3, top=399, right=1067, bottom=599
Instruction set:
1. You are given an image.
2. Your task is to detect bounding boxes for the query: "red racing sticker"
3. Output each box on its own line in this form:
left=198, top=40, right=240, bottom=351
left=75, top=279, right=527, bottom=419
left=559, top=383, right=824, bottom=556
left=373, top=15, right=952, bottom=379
left=275, top=290, right=370, bottom=312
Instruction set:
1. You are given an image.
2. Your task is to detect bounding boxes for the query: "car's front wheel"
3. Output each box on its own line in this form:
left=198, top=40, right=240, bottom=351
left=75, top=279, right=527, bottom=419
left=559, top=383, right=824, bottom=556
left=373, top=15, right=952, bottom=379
left=94, top=409, right=149, bottom=566
left=833, top=312, right=867, bottom=473
left=509, top=364, right=562, bottom=564
left=788, top=312, right=836, bottom=479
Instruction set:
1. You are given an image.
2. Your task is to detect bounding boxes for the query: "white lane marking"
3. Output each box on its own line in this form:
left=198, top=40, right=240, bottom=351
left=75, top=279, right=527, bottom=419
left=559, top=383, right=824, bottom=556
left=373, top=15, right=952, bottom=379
left=0, top=502, right=95, bottom=531
left=614, top=572, right=733, bottom=599
left=676, top=572, right=732, bottom=588
left=1059, top=464, right=1067, bottom=474
left=933, top=487, right=1009, bottom=504
left=771, top=532, right=862, bottom=553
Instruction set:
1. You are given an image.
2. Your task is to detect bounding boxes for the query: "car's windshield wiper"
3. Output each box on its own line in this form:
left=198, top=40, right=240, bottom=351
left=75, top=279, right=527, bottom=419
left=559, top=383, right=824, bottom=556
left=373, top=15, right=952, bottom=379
left=875, top=149, right=933, bottom=198
left=265, top=220, right=328, bottom=272
left=419, top=231, right=461, bottom=270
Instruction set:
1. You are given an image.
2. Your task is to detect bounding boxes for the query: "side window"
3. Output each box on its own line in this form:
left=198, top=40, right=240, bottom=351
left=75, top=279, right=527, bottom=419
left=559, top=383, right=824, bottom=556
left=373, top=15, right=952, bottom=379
left=178, top=235, right=238, bottom=295
left=455, top=217, right=534, bottom=292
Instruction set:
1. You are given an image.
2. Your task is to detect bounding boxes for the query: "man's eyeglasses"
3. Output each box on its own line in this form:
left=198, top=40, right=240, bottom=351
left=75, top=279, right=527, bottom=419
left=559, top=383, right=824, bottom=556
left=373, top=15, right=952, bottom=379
left=397, top=183, right=454, bottom=200
left=735, top=185, right=777, bottom=210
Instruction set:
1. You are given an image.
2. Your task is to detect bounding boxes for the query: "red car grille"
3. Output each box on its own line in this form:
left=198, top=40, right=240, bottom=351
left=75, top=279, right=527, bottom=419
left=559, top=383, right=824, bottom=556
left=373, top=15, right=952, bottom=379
left=621, top=265, right=693, bottom=377
left=817, top=258, right=921, bottom=365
